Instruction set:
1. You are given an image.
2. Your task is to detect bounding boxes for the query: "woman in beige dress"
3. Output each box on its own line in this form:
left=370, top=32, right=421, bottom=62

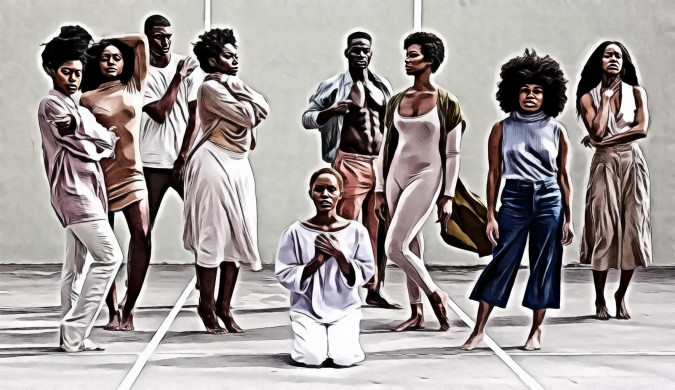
left=185, top=28, right=269, bottom=334
left=81, top=35, right=151, bottom=331
left=577, top=41, right=651, bottom=320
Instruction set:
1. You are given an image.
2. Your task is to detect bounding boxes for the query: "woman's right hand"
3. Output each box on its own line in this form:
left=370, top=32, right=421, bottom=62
left=486, top=217, right=499, bottom=247
left=375, top=192, right=387, bottom=221
left=601, top=78, right=621, bottom=100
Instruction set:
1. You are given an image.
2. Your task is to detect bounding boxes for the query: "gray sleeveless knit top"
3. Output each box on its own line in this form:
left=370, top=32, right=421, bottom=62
left=502, top=111, right=560, bottom=182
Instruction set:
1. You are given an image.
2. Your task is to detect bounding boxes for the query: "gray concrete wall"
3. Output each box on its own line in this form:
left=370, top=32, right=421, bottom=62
left=1, top=0, right=673, bottom=266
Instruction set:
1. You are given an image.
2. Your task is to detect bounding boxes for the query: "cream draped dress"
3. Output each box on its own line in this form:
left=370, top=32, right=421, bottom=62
left=183, top=76, right=269, bottom=270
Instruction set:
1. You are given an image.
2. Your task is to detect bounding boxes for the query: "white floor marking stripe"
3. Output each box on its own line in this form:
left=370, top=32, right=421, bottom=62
left=117, top=276, right=196, bottom=390
left=204, top=0, right=211, bottom=31
left=445, top=298, right=544, bottom=390
left=413, top=0, right=422, bottom=31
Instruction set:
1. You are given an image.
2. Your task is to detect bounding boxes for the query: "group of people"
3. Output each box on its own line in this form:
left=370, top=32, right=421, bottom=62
left=37, top=16, right=651, bottom=368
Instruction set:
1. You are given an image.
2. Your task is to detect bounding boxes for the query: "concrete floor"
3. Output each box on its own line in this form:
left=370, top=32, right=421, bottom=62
left=1, top=264, right=674, bottom=389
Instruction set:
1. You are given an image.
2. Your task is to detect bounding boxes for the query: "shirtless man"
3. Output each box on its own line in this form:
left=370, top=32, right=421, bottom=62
left=302, top=31, right=399, bottom=309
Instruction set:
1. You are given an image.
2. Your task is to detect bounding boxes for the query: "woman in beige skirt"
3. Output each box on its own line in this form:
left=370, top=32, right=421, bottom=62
left=576, top=41, right=651, bottom=320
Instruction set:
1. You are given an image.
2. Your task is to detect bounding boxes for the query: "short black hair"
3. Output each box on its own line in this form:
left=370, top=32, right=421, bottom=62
left=496, top=49, right=568, bottom=118
left=403, top=32, right=445, bottom=73
left=193, top=28, right=237, bottom=73
left=80, top=39, right=136, bottom=92
left=41, top=25, right=92, bottom=74
left=144, top=14, right=171, bottom=33
left=346, top=31, right=372, bottom=47
left=309, top=168, right=344, bottom=192
left=576, top=41, right=638, bottom=117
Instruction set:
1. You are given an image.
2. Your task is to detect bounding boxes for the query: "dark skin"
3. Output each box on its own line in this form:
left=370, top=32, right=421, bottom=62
left=375, top=43, right=455, bottom=332
left=195, top=44, right=250, bottom=335
left=81, top=45, right=152, bottom=332
left=316, top=38, right=386, bottom=155
left=461, top=84, right=574, bottom=351
left=48, top=60, right=87, bottom=135
left=578, top=44, right=649, bottom=320
left=142, top=25, right=200, bottom=186
left=313, top=38, right=396, bottom=308
left=300, top=174, right=356, bottom=285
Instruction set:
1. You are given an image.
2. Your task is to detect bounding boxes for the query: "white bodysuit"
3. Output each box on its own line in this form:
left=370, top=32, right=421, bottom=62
left=376, top=104, right=461, bottom=303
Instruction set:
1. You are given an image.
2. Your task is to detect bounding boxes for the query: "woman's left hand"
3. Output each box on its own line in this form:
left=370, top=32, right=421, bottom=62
left=436, top=195, right=454, bottom=225
left=315, top=234, right=344, bottom=259
left=561, top=222, right=574, bottom=246
left=581, top=135, right=597, bottom=148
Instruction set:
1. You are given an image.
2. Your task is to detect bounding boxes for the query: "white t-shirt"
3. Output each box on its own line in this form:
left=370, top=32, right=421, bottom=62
left=140, top=54, right=204, bottom=168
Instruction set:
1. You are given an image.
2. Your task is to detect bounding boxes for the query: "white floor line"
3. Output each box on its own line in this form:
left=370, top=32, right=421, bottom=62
left=413, top=0, right=422, bottom=31
left=445, top=298, right=544, bottom=390
left=117, top=276, right=196, bottom=390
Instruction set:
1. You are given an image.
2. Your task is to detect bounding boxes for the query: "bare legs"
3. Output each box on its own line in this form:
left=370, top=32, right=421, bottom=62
left=119, top=199, right=151, bottom=331
left=461, top=301, right=545, bottom=351
left=524, top=309, right=545, bottom=351
left=461, top=300, right=493, bottom=350
left=196, top=265, right=226, bottom=334
left=593, top=269, right=634, bottom=320
left=103, top=199, right=152, bottom=331
left=196, top=262, right=242, bottom=334
left=216, top=262, right=243, bottom=333
left=592, top=270, right=610, bottom=320
left=615, top=269, right=634, bottom=319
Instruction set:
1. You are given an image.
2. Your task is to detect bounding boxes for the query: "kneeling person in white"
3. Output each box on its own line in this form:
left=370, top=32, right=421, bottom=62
left=276, top=168, right=375, bottom=367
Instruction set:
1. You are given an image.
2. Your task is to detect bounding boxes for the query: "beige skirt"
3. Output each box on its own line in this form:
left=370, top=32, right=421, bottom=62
left=580, top=143, right=651, bottom=270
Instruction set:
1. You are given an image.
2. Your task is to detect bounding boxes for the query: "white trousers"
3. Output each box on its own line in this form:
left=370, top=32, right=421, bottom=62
left=290, top=310, right=365, bottom=367
left=61, top=220, right=123, bottom=351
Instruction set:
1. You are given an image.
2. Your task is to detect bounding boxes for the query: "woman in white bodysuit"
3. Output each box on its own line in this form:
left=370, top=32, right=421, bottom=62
left=375, top=32, right=464, bottom=332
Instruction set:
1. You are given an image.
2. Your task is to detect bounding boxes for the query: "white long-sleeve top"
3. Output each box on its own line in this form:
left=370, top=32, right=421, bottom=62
left=38, top=89, right=119, bottom=227
left=275, top=221, right=375, bottom=324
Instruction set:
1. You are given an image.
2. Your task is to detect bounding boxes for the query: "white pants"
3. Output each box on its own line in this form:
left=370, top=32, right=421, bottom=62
left=290, top=310, right=365, bottom=367
left=61, top=220, right=123, bottom=351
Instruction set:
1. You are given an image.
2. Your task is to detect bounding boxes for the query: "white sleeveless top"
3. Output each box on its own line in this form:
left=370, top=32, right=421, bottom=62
left=590, top=82, right=636, bottom=139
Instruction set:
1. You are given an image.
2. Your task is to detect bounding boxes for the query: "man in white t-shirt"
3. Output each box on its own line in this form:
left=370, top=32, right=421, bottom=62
left=140, top=14, right=202, bottom=226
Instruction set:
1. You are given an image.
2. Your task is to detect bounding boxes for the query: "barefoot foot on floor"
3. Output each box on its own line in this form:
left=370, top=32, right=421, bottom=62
left=197, top=305, right=227, bottom=334
left=391, top=315, right=425, bottom=332
left=524, top=328, right=542, bottom=351
left=614, top=293, right=631, bottom=320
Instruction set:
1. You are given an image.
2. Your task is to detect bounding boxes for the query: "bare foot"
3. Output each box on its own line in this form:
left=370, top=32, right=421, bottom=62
left=460, top=331, right=484, bottom=351
left=118, top=310, right=135, bottom=331
left=217, top=310, right=244, bottom=333
left=615, top=293, right=631, bottom=320
left=392, top=314, right=425, bottom=332
left=365, top=290, right=402, bottom=310
left=595, top=301, right=611, bottom=320
left=429, top=290, right=450, bottom=331
left=197, top=305, right=227, bottom=334
left=524, top=328, right=542, bottom=351
left=104, top=310, right=120, bottom=331
left=81, top=339, right=105, bottom=351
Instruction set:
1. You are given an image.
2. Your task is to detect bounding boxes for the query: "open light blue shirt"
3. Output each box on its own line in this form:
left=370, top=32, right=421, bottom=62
left=302, top=70, right=392, bottom=163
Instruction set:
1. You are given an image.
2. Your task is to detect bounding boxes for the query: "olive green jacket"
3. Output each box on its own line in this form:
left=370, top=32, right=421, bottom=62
left=379, top=88, right=492, bottom=263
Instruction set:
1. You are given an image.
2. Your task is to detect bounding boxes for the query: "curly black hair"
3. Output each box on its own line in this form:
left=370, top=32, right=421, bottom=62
left=80, top=39, right=136, bottom=93
left=575, top=41, right=638, bottom=117
left=403, top=32, right=445, bottom=73
left=41, top=25, right=92, bottom=74
left=496, top=49, right=568, bottom=117
left=193, top=28, right=237, bottom=73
